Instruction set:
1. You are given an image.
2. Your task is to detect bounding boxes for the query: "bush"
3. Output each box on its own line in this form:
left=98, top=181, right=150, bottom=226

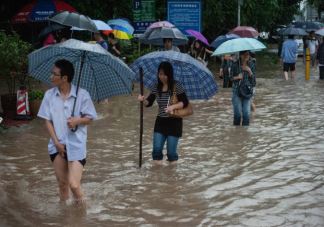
left=0, top=32, right=32, bottom=94
left=29, top=89, right=44, bottom=101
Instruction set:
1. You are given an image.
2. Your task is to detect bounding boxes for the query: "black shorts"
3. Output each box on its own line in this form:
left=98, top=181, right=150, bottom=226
left=50, top=152, right=86, bottom=166
left=283, top=63, right=295, bottom=72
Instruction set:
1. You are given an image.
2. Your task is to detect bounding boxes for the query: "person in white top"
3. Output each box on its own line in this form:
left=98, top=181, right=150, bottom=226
left=38, top=59, right=97, bottom=205
left=307, top=31, right=319, bottom=68
left=163, top=38, right=180, bottom=52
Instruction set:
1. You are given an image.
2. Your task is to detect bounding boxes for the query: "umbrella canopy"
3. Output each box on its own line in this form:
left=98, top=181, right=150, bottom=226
left=12, top=0, right=76, bottom=23
left=107, top=19, right=134, bottom=34
left=292, top=21, right=323, bottom=32
left=71, top=19, right=112, bottom=31
left=144, top=27, right=188, bottom=46
left=279, top=27, right=308, bottom=36
left=130, top=51, right=218, bottom=100
left=38, top=23, right=67, bottom=39
left=49, top=11, right=98, bottom=33
left=211, top=34, right=240, bottom=49
left=212, top=38, right=266, bottom=56
left=28, top=39, right=134, bottom=101
left=229, top=26, right=259, bottom=38
left=315, top=28, right=324, bottom=36
left=186, top=29, right=209, bottom=46
left=147, top=20, right=174, bottom=29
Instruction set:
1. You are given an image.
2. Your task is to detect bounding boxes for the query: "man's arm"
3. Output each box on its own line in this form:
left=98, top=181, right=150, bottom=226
left=45, top=120, right=65, bottom=156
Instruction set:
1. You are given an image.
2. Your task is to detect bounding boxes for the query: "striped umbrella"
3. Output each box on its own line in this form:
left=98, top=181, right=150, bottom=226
left=130, top=51, right=218, bottom=100
left=28, top=39, right=134, bottom=101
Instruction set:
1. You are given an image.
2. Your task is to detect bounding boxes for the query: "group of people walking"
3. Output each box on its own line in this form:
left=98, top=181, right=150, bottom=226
left=281, top=32, right=324, bottom=80
left=37, top=30, right=263, bottom=206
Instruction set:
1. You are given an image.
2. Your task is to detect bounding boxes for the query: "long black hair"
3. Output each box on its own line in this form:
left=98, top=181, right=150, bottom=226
left=157, top=61, right=175, bottom=97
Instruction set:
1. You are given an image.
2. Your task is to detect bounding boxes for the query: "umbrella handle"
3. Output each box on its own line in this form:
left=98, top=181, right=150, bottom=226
left=71, top=125, right=78, bottom=132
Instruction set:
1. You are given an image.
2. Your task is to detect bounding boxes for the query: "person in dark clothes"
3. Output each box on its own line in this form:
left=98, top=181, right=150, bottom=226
left=137, top=61, right=190, bottom=165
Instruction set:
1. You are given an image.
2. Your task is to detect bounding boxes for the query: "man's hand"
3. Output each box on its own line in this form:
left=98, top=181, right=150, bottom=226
left=55, top=142, right=66, bottom=157
left=67, top=117, right=80, bottom=129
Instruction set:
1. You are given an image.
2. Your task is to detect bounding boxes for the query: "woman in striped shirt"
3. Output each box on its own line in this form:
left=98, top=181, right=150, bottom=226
left=138, top=61, right=189, bottom=164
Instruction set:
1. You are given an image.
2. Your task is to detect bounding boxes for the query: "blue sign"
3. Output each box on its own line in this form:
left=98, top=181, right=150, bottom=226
left=167, top=0, right=201, bottom=33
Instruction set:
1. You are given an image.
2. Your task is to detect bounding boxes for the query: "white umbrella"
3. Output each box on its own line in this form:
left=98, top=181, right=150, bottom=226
left=71, top=19, right=112, bottom=31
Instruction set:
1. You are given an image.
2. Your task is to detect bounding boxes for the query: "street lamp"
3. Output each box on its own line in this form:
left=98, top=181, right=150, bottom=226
left=238, top=0, right=243, bottom=26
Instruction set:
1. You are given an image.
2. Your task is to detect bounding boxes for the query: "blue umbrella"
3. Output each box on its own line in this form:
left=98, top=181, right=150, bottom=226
left=130, top=51, right=218, bottom=100
left=212, top=38, right=266, bottom=56
left=211, top=34, right=240, bottom=49
left=28, top=39, right=134, bottom=101
left=107, top=18, right=134, bottom=34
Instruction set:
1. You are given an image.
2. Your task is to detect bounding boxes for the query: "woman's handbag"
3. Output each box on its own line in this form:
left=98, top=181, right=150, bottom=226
left=238, top=79, right=253, bottom=99
left=168, top=88, right=193, bottom=118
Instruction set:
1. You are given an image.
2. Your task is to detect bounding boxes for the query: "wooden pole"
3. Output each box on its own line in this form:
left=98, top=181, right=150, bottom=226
left=139, top=67, right=144, bottom=167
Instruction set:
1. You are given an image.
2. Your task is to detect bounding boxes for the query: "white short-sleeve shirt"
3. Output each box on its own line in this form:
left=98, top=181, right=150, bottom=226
left=38, top=85, right=97, bottom=161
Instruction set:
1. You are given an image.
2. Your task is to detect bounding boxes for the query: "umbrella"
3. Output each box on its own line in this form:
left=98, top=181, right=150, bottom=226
left=147, top=21, right=174, bottom=29
left=229, top=26, right=259, bottom=38
left=212, top=38, right=266, bottom=56
left=130, top=51, right=218, bottom=100
left=292, top=21, right=323, bottom=32
left=315, top=28, right=324, bottom=36
left=71, top=19, right=112, bottom=31
left=211, top=34, right=240, bottom=49
left=28, top=39, right=134, bottom=101
left=12, top=0, right=76, bottom=23
left=107, top=18, right=134, bottom=34
left=139, top=21, right=175, bottom=44
left=38, top=23, right=67, bottom=39
left=279, top=27, right=308, bottom=36
left=145, top=27, right=188, bottom=46
left=49, top=11, right=98, bottom=33
left=186, top=29, right=209, bottom=46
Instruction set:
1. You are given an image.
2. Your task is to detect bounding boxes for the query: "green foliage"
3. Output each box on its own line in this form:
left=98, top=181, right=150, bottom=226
left=66, top=0, right=133, bottom=20
left=0, top=32, right=32, bottom=94
left=28, top=89, right=44, bottom=101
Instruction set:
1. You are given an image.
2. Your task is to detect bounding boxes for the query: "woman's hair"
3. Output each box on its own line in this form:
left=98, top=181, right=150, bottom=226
left=157, top=61, right=175, bottom=96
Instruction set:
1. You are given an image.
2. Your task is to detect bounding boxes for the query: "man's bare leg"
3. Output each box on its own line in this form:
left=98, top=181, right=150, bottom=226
left=284, top=71, right=289, bottom=80
left=68, top=161, right=84, bottom=205
left=291, top=70, right=296, bottom=80
left=53, top=155, right=69, bottom=202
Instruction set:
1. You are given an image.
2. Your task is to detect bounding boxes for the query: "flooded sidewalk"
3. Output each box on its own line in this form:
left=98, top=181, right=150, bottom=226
left=0, top=59, right=324, bottom=226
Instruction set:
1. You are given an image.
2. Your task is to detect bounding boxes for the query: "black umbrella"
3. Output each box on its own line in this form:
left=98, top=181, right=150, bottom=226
left=38, top=23, right=67, bottom=39
left=49, top=11, right=98, bottom=33
left=279, top=27, right=308, bottom=36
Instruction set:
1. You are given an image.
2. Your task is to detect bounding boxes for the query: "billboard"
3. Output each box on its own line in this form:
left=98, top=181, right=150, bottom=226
left=167, top=0, right=201, bottom=33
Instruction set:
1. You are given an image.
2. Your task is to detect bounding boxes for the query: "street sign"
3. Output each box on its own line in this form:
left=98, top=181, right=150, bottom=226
left=133, top=0, right=156, bottom=34
left=167, top=0, right=201, bottom=33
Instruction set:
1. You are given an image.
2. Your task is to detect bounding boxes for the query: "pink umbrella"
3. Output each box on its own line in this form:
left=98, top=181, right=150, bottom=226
left=186, top=29, right=209, bottom=46
left=229, top=26, right=259, bottom=38
left=148, top=20, right=174, bottom=29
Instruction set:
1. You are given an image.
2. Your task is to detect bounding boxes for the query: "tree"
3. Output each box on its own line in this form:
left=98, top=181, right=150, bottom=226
left=307, top=0, right=324, bottom=20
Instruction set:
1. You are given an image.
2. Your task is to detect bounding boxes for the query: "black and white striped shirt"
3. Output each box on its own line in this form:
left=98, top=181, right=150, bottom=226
left=146, top=82, right=187, bottom=117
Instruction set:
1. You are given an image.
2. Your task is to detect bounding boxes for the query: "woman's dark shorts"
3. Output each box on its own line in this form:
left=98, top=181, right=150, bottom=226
left=283, top=63, right=296, bottom=72
left=50, top=152, right=86, bottom=166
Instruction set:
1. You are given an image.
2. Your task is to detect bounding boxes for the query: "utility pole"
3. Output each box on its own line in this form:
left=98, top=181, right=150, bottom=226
left=238, top=0, right=243, bottom=26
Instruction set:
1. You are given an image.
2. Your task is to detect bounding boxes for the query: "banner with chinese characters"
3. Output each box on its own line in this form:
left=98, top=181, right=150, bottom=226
left=133, top=0, right=156, bottom=34
left=167, top=0, right=201, bottom=33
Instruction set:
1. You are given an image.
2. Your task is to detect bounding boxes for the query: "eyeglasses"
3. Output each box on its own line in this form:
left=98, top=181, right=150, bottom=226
left=51, top=71, right=61, bottom=77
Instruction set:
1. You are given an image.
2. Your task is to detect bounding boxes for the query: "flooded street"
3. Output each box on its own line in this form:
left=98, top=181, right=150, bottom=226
left=1, top=61, right=324, bottom=226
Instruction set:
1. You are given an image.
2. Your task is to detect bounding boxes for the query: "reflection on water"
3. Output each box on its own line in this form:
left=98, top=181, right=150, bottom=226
left=1, top=76, right=324, bottom=226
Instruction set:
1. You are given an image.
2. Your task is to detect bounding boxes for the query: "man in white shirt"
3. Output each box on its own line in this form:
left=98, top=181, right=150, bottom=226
left=307, top=31, right=319, bottom=68
left=38, top=59, right=97, bottom=205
